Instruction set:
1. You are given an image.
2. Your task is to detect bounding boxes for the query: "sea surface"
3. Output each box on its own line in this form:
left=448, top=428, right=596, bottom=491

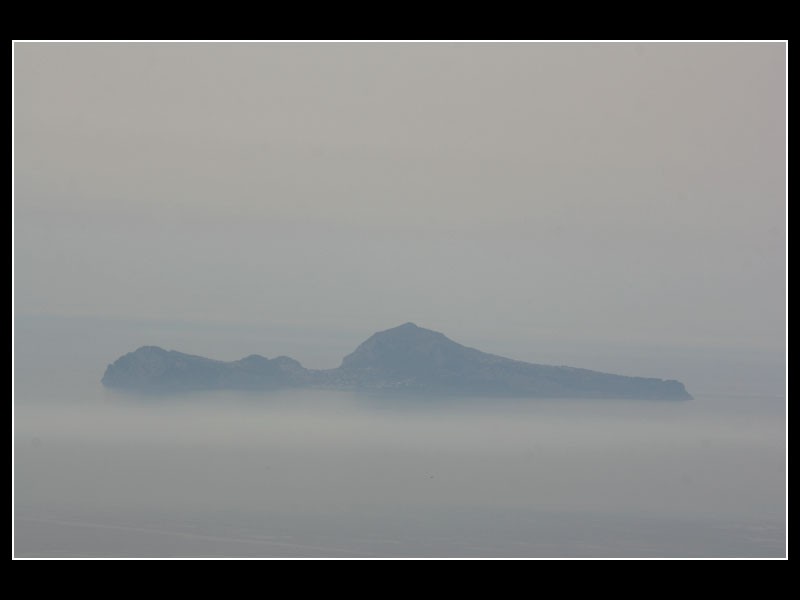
left=14, top=316, right=786, bottom=558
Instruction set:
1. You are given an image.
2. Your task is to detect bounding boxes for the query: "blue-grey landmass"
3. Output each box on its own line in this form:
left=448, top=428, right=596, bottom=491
left=102, top=323, right=692, bottom=399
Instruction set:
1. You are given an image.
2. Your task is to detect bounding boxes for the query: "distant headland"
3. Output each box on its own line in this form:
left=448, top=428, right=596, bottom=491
left=102, top=322, right=692, bottom=399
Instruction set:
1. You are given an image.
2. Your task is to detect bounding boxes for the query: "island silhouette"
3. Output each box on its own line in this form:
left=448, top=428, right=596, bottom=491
left=102, top=322, right=691, bottom=399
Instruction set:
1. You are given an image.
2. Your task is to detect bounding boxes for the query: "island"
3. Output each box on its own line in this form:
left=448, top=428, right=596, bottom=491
left=101, top=322, right=692, bottom=399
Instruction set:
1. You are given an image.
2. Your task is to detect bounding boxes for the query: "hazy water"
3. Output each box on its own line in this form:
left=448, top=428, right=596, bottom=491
left=14, top=317, right=786, bottom=558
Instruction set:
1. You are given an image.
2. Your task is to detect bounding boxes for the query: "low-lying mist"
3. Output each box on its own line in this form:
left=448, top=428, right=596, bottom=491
left=15, top=388, right=785, bottom=557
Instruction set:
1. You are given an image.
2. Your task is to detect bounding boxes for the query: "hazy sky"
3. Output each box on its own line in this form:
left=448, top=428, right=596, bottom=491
left=14, top=42, right=786, bottom=356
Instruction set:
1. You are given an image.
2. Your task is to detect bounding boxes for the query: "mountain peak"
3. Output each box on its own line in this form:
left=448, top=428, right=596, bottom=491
left=340, top=323, right=465, bottom=371
left=378, top=322, right=424, bottom=334
left=134, top=345, right=169, bottom=355
left=375, top=322, right=442, bottom=338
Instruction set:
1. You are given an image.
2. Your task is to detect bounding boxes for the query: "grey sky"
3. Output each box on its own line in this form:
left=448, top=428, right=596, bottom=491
left=14, top=42, right=786, bottom=357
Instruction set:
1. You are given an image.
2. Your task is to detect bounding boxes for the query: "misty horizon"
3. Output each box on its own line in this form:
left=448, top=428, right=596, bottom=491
left=13, top=41, right=785, bottom=558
